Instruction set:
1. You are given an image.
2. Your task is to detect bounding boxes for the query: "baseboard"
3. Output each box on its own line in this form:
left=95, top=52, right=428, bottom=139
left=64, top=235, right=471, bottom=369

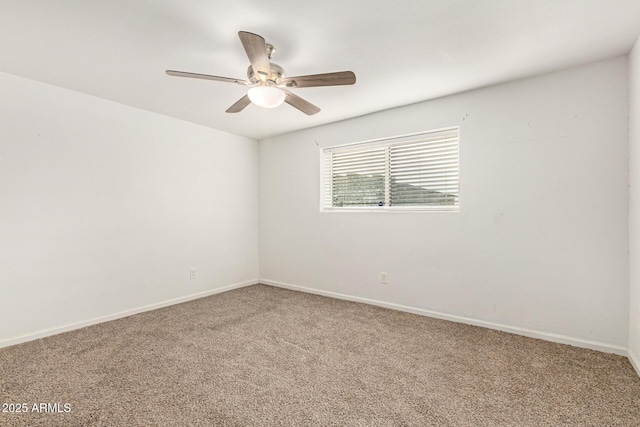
left=0, top=279, right=258, bottom=349
left=629, top=349, right=640, bottom=377
left=260, top=278, right=628, bottom=357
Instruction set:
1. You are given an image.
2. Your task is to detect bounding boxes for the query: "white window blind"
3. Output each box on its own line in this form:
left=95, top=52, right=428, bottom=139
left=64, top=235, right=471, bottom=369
left=321, top=127, right=459, bottom=211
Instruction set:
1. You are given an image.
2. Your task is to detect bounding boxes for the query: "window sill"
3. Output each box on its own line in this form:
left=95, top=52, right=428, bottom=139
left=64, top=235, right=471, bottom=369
left=320, top=207, right=459, bottom=213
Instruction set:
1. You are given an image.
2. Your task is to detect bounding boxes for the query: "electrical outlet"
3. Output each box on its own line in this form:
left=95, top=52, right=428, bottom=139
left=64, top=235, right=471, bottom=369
left=189, top=268, right=198, bottom=280
left=380, top=272, right=388, bottom=285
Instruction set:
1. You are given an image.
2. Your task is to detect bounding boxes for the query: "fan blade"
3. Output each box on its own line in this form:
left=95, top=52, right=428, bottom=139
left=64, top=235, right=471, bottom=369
left=166, top=70, right=249, bottom=85
left=281, top=71, right=356, bottom=88
left=238, top=31, right=271, bottom=79
left=284, top=90, right=320, bottom=115
left=225, top=95, right=251, bottom=113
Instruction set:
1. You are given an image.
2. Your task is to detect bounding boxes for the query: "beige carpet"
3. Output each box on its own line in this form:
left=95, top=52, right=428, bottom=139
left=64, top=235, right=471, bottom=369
left=1, top=284, right=639, bottom=426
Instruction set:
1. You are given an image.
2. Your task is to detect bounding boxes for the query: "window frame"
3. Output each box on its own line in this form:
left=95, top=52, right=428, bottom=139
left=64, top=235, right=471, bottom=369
left=319, top=127, right=460, bottom=213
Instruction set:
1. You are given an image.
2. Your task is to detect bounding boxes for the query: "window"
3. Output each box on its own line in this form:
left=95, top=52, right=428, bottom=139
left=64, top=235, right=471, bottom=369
left=321, top=127, right=459, bottom=211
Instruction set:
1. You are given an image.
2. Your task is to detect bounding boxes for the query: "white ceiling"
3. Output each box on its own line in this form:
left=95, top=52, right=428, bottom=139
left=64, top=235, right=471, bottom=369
left=1, top=0, right=639, bottom=140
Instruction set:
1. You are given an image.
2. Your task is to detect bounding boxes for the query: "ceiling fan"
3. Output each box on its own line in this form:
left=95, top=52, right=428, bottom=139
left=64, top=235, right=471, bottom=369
left=166, top=31, right=356, bottom=115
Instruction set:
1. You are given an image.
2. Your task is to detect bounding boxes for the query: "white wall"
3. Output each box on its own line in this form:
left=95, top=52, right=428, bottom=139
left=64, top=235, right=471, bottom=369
left=259, top=57, right=629, bottom=352
left=0, top=71, right=259, bottom=345
left=629, top=36, right=640, bottom=372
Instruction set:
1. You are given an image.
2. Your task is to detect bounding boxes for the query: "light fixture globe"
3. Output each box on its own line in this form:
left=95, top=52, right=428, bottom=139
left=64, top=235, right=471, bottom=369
left=247, top=85, right=286, bottom=109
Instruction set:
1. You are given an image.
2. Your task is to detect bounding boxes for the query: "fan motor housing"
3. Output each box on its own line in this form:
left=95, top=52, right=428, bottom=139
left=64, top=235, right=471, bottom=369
left=247, top=63, right=285, bottom=85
